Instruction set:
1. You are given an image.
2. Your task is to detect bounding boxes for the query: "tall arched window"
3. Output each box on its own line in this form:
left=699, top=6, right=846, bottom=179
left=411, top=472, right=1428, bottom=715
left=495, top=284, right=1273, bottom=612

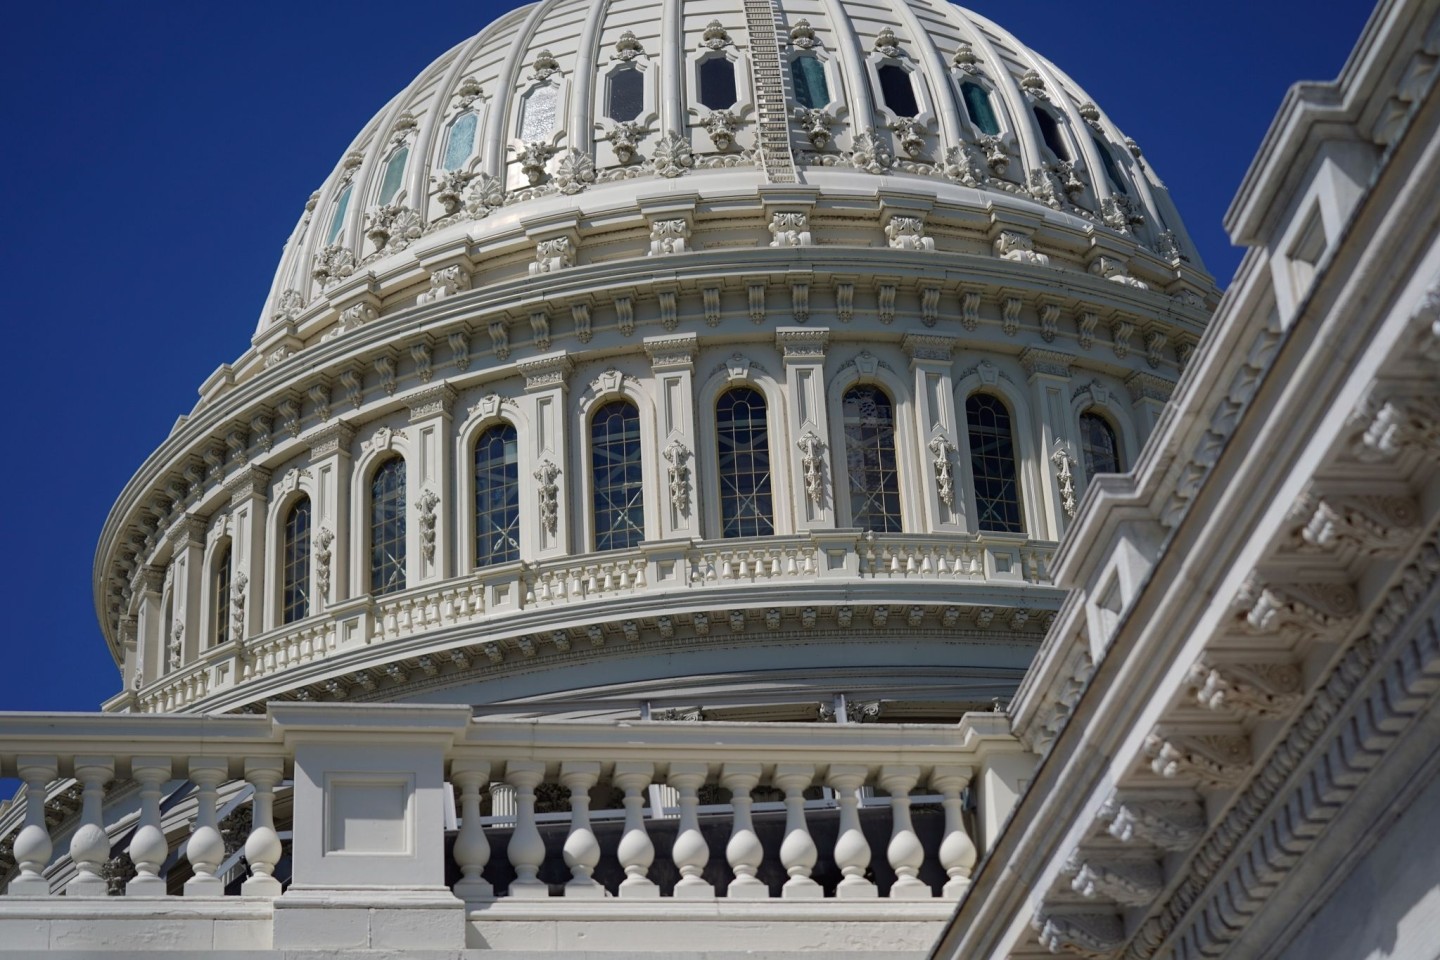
left=842, top=385, right=902, bottom=532
left=212, top=543, right=231, bottom=647
left=282, top=497, right=311, bottom=624
left=1079, top=411, right=1122, bottom=478
left=960, top=81, right=1000, bottom=135
left=591, top=400, right=645, bottom=551
left=371, top=458, right=407, bottom=595
left=966, top=394, right=1023, bottom=534
left=378, top=146, right=409, bottom=204
left=474, top=424, right=520, bottom=567
left=717, top=388, right=775, bottom=538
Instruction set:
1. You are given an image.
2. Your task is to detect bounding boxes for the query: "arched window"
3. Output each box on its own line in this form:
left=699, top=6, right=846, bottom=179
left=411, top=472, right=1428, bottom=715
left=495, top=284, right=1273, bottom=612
left=371, top=458, right=407, bottom=596
left=717, top=388, right=775, bottom=538
left=282, top=497, right=311, bottom=624
left=325, top=184, right=352, bottom=245
left=842, top=385, right=902, bottom=533
left=378, top=146, right=409, bottom=204
left=791, top=56, right=829, bottom=109
left=960, top=81, right=999, bottom=135
left=1092, top=136, right=1128, bottom=195
left=698, top=57, right=737, bottom=110
left=520, top=85, right=559, bottom=140
left=1079, top=411, right=1122, bottom=478
left=212, top=544, right=231, bottom=647
left=966, top=394, right=1023, bottom=534
left=608, top=68, right=644, bottom=122
left=474, top=424, right=520, bottom=567
left=1033, top=106, right=1069, bottom=161
left=878, top=64, right=920, bottom=118
left=442, top=112, right=478, bottom=171
left=591, top=400, right=645, bottom=551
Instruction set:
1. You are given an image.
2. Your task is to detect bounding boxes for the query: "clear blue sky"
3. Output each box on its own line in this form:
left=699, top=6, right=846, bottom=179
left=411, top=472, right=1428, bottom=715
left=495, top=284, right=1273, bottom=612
left=0, top=1, right=1371, bottom=713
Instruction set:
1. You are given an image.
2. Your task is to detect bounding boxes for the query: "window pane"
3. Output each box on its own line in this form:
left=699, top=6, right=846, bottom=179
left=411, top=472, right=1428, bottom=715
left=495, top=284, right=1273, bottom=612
left=791, top=56, right=829, bottom=109
left=966, top=394, right=1024, bottom=534
left=283, top=497, right=311, bottom=624
left=475, top=424, right=520, bottom=567
left=878, top=64, right=919, bottom=118
left=698, top=57, right=737, bottom=110
left=379, top=146, right=408, bottom=204
left=1033, top=107, right=1069, bottom=161
left=717, top=388, right=775, bottom=538
left=371, top=458, right=407, bottom=596
left=442, top=112, right=477, bottom=171
left=608, top=68, right=644, bottom=122
left=591, top=401, right=645, bottom=551
left=1080, top=412, right=1122, bottom=477
left=520, top=85, right=558, bottom=140
left=961, top=81, right=999, bottom=135
left=213, top=546, right=231, bottom=647
left=843, top=386, right=903, bottom=533
left=1092, top=135, right=1128, bottom=195
left=326, top=185, right=352, bottom=245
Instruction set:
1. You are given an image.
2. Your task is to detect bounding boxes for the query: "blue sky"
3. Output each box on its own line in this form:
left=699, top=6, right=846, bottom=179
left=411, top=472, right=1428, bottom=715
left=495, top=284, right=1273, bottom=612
left=0, top=1, right=1370, bottom=713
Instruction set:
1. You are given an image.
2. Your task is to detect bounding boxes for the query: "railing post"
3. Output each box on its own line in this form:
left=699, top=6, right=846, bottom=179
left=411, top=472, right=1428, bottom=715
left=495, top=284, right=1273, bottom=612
left=240, top=757, right=284, bottom=897
left=127, top=756, right=173, bottom=896
left=880, top=764, right=930, bottom=899
left=451, top=759, right=493, bottom=901
left=66, top=756, right=114, bottom=897
left=774, top=763, right=821, bottom=899
left=9, top=755, right=58, bottom=896
left=614, top=761, right=657, bottom=897
left=931, top=765, right=977, bottom=899
left=667, top=762, right=713, bottom=898
left=827, top=764, right=875, bottom=898
left=504, top=760, right=548, bottom=898
left=560, top=761, right=603, bottom=898
left=184, top=756, right=229, bottom=895
left=720, top=763, right=766, bottom=899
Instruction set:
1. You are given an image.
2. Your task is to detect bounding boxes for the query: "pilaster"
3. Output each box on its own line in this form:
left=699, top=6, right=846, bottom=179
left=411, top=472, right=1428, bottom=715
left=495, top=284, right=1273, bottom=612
left=407, top=386, right=456, bottom=585
left=644, top=334, right=700, bottom=540
left=226, top=465, right=271, bottom=642
left=517, top=354, right=575, bottom=559
left=903, top=334, right=962, bottom=532
left=306, top=421, right=356, bottom=610
left=1020, top=347, right=1075, bottom=541
left=166, top=517, right=208, bottom=665
left=777, top=327, right=833, bottom=530
left=133, top=566, right=165, bottom=687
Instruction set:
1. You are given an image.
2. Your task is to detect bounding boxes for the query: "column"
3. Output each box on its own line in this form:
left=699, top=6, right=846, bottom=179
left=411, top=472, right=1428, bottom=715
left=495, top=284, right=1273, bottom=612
left=1019, top=348, right=1075, bottom=541
left=516, top=355, right=574, bottom=559
left=66, top=757, right=114, bottom=896
left=644, top=334, right=700, bottom=540
left=1126, top=371, right=1172, bottom=446
left=406, top=386, right=456, bottom=585
left=9, top=755, right=58, bottom=896
left=902, top=334, right=963, bottom=531
left=306, top=422, right=355, bottom=611
left=776, top=328, right=834, bottom=530
left=225, top=466, right=270, bottom=641
left=167, top=517, right=208, bottom=665
left=133, top=567, right=165, bottom=687
left=452, top=759, right=494, bottom=901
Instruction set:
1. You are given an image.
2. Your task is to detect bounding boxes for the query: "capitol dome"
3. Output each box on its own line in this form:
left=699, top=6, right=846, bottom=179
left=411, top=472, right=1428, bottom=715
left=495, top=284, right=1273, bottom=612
left=95, top=0, right=1218, bottom=720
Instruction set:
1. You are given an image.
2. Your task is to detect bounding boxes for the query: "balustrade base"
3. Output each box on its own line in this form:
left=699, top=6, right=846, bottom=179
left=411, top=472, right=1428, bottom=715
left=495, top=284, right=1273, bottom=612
left=5, top=878, right=52, bottom=897
left=273, top=886, right=465, bottom=951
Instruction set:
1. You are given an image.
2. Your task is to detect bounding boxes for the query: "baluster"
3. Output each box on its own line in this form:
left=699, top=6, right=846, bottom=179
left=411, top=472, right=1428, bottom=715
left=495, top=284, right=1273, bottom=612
left=618, top=563, right=632, bottom=590
left=241, top=758, right=284, bottom=897
left=10, top=756, right=58, bottom=895
left=67, top=757, right=114, bottom=896
left=633, top=559, right=647, bottom=588
left=880, top=765, right=930, bottom=899
left=718, top=553, right=732, bottom=579
left=667, top=763, right=713, bottom=898
left=905, top=549, right=917, bottom=574
left=614, top=762, right=658, bottom=897
left=921, top=548, right=934, bottom=575
left=586, top=567, right=598, bottom=594
left=184, top=757, right=228, bottom=895
left=784, top=550, right=798, bottom=576
left=505, top=760, right=548, bottom=898
left=720, top=763, right=766, bottom=899
left=127, top=756, right=173, bottom=895
left=774, top=764, right=821, bottom=898
left=827, top=765, right=875, bottom=898
left=890, top=548, right=901, bottom=574
left=936, top=550, right=951, bottom=575
left=737, top=553, right=751, bottom=578
left=930, top=766, right=977, bottom=899
left=602, top=566, right=616, bottom=591
left=560, top=761, right=604, bottom=897
left=452, top=760, right=493, bottom=900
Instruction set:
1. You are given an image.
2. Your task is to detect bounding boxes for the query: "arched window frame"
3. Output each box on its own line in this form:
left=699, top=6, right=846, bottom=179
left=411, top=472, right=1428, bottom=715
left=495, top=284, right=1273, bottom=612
left=508, top=74, right=570, bottom=188
left=1030, top=102, right=1076, bottom=165
left=205, top=535, right=233, bottom=650
left=863, top=41, right=937, bottom=132
left=576, top=373, right=659, bottom=554
left=456, top=398, right=534, bottom=569
left=1069, top=382, right=1138, bottom=492
left=1077, top=408, right=1125, bottom=482
left=595, top=57, right=658, bottom=165
left=952, top=73, right=1008, bottom=140
left=367, top=456, right=409, bottom=597
left=962, top=390, right=1027, bottom=537
left=825, top=360, right=920, bottom=535
left=349, top=427, right=415, bottom=598
left=264, top=467, right=322, bottom=630
left=785, top=49, right=835, bottom=111
left=373, top=143, right=412, bottom=207
left=468, top=416, right=524, bottom=570
left=689, top=47, right=754, bottom=126
left=438, top=104, right=487, bottom=174
left=696, top=363, right=794, bottom=539
left=954, top=367, right=1045, bottom=541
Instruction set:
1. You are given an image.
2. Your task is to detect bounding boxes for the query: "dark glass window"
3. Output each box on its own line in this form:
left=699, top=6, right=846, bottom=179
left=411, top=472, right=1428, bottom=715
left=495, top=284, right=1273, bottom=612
left=791, top=56, right=829, bottom=109
left=282, top=497, right=311, bottom=624
left=371, top=458, right=407, bottom=596
left=698, top=57, right=737, bottom=110
left=608, top=67, right=644, bottom=122
left=843, top=385, right=903, bottom=533
left=1092, top=136, right=1128, bottom=195
left=1080, top=411, right=1122, bottom=478
left=1034, top=106, right=1069, bottom=161
left=717, top=388, right=775, bottom=538
left=961, top=81, right=999, bottom=135
left=474, top=424, right=520, bottom=567
left=591, top=401, right=645, bottom=551
left=878, top=64, right=919, bottom=118
left=966, top=394, right=1024, bottom=534
left=213, top=544, right=231, bottom=647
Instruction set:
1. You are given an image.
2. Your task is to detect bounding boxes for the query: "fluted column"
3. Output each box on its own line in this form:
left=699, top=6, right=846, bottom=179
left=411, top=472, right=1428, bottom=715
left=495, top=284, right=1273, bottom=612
left=66, top=757, right=114, bottom=897
left=505, top=760, right=549, bottom=898
left=561, top=761, right=603, bottom=898
left=9, top=756, right=58, bottom=896
left=184, top=757, right=228, bottom=895
left=827, top=764, right=876, bottom=899
left=880, top=764, right=930, bottom=899
left=667, top=762, right=713, bottom=898
left=614, top=761, right=657, bottom=897
left=126, top=756, right=173, bottom=896
left=931, top=765, right=977, bottom=899
left=774, top=763, right=821, bottom=898
left=720, top=763, right=766, bottom=899
left=452, top=760, right=494, bottom=901
left=240, top=758, right=284, bottom=897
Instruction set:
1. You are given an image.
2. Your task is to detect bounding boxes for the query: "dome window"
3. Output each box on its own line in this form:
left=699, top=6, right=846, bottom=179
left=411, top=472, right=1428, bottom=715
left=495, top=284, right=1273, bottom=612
left=442, top=112, right=478, bottom=171
left=519, top=85, right=559, bottom=141
left=591, top=400, right=645, bottom=551
left=1033, top=107, right=1069, bottom=161
left=878, top=64, right=919, bottom=118
left=843, top=385, right=903, bottom=533
left=960, top=81, right=999, bottom=136
left=325, top=184, right=352, bottom=245
left=378, top=146, right=409, bottom=204
left=474, top=423, right=520, bottom=567
left=282, top=496, right=311, bottom=624
left=966, top=394, right=1024, bottom=534
left=1092, top=135, right=1129, bottom=195
left=370, top=457, right=407, bottom=596
left=1079, top=411, right=1122, bottom=477
left=717, top=387, right=775, bottom=538
left=608, top=67, right=645, bottom=122
left=791, top=56, right=829, bottom=109
left=211, top=544, right=231, bottom=648
left=698, top=56, right=737, bottom=110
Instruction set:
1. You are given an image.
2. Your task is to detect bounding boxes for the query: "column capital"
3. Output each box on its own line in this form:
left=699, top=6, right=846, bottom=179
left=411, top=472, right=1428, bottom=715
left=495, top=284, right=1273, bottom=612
left=643, top=333, right=698, bottom=370
left=226, top=464, right=272, bottom=505
left=517, top=353, right=576, bottom=391
left=902, top=333, right=957, bottom=363
left=776, top=326, right=830, bottom=361
left=407, top=383, right=458, bottom=420
left=1019, top=347, right=1075, bottom=381
left=307, top=419, right=357, bottom=458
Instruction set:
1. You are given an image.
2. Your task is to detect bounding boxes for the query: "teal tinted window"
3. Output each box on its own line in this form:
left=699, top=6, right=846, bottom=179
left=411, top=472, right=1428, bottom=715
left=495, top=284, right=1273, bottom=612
left=379, top=146, right=408, bottom=204
left=325, top=185, right=351, bottom=245
left=1092, top=136, right=1128, bottom=195
left=961, top=81, right=999, bottom=135
left=442, top=113, right=477, bottom=171
left=608, top=68, right=644, bottom=121
left=1033, top=107, right=1069, bottom=161
left=791, top=56, right=829, bottom=109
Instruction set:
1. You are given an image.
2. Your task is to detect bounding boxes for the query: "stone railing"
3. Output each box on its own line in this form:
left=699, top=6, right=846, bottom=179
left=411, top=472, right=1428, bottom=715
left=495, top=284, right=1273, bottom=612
left=0, top=705, right=1031, bottom=953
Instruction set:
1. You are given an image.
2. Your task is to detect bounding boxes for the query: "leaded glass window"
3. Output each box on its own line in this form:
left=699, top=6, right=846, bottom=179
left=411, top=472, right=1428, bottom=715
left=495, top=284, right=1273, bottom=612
left=379, top=146, right=408, bottom=204
left=966, top=394, right=1023, bottom=534
left=213, top=544, right=231, bottom=647
left=591, top=400, right=645, bottom=551
left=326, top=184, right=352, bottom=245
left=961, top=81, right=999, bottom=135
left=1080, top=411, right=1122, bottom=478
left=474, top=424, right=520, bottom=567
left=520, top=85, right=558, bottom=140
left=1033, top=106, right=1069, bottom=161
left=370, top=458, right=407, bottom=596
left=282, top=497, right=311, bottom=624
left=442, top=112, right=478, bottom=171
left=608, top=68, right=644, bottom=122
left=791, top=56, right=829, bottom=109
left=1092, top=136, right=1128, bottom=195
left=878, top=64, right=919, bottom=118
left=698, top=57, right=737, bottom=110
left=843, top=385, right=903, bottom=533
left=717, top=388, right=775, bottom=538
